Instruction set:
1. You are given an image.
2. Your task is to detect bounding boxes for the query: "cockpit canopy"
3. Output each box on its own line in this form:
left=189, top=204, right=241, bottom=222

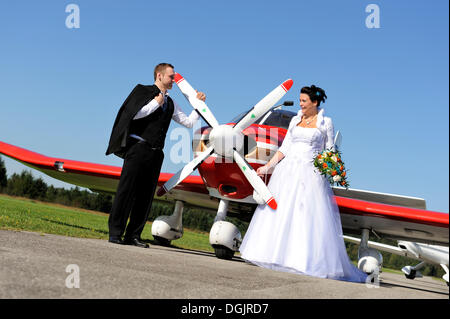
left=230, top=108, right=297, bottom=130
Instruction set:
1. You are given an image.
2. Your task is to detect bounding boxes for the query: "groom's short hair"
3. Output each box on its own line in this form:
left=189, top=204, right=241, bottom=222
left=154, top=63, right=174, bottom=80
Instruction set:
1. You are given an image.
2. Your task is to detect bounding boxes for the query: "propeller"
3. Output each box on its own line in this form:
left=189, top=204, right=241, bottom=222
left=174, top=73, right=219, bottom=128
left=233, top=79, right=293, bottom=132
left=157, top=74, right=294, bottom=209
left=157, top=145, right=214, bottom=197
left=232, top=150, right=277, bottom=209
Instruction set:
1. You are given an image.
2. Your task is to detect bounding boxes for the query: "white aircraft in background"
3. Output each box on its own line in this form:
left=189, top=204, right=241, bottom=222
left=343, top=235, right=449, bottom=285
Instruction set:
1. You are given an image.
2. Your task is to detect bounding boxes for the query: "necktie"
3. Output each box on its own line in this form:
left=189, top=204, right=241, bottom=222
left=161, top=96, right=167, bottom=112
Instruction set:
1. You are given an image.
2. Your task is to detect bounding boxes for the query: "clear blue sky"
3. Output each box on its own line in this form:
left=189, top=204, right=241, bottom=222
left=0, top=1, right=448, bottom=213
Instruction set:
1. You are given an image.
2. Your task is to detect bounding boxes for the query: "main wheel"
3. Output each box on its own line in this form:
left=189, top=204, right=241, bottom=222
left=405, top=269, right=416, bottom=280
left=213, top=245, right=235, bottom=260
left=153, top=236, right=171, bottom=246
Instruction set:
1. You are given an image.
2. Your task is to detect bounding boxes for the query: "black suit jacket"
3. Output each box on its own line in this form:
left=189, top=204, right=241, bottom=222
left=106, top=84, right=161, bottom=158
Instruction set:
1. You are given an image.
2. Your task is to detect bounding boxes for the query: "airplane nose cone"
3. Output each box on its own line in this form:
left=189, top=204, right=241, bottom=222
left=209, top=125, right=244, bottom=158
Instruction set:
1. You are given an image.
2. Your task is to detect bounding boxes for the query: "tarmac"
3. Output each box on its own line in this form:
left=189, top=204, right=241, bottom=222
left=0, top=229, right=448, bottom=299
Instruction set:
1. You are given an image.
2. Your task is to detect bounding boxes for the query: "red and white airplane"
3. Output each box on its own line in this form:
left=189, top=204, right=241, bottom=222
left=0, top=74, right=448, bottom=284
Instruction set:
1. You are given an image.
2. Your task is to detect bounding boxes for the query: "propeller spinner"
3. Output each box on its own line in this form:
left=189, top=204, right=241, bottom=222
left=157, top=74, right=294, bottom=210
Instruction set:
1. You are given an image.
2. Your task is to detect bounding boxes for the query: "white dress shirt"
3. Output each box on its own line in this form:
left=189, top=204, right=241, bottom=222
left=133, top=92, right=199, bottom=128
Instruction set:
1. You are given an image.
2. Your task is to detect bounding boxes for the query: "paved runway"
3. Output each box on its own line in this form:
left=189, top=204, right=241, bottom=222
left=0, top=229, right=448, bottom=299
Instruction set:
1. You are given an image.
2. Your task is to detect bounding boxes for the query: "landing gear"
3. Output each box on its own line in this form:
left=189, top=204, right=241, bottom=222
left=209, top=199, right=242, bottom=260
left=213, top=245, right=235, bottom=260
left=151, top=198, right=242, bottom=260
left=151, top=200, right=184, bottom=244
left=153, top=236, right=172, bottom=246
left=357, top=229, right=383, bottom=277
left=402, top=261, right=425, bottom=280
left=405, top=269, right=417, bottom=280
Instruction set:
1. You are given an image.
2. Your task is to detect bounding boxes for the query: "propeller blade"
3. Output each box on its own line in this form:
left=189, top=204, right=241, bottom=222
left=174, top=73, right=220, bottom=128
left=233, top=79, right=293, bottom=132
left=232, top=150, right=277, bottom=210
left=157, top=145, right=214, bottom=197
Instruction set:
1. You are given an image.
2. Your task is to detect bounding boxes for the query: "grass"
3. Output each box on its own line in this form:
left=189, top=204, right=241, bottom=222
left=0, top=194, right=214, bottom=253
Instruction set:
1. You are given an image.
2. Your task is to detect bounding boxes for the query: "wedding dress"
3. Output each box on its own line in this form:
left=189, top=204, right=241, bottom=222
left=239, top=108, right=367, bottom=283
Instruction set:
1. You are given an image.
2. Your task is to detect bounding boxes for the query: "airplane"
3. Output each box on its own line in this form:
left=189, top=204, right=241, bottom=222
left=0, top=74, right=448, bottom=284
left=343, top=235, right=449, bottom=285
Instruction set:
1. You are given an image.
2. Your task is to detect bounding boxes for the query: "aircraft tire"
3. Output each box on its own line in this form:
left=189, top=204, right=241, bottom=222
left=405, top=269, right=416, bottom=280
left=214, top=245, right=235, bottom=260
left=153, top=236, right=171, bottom=247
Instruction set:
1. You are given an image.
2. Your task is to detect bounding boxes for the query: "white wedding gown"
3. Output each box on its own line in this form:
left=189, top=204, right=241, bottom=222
left=239, top=109, right=368, bottom=283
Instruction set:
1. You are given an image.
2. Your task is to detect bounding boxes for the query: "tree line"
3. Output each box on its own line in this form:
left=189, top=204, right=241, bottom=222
left=0, top=163, right=113, bottom=214
left=0, top=156, right=444, bottom=278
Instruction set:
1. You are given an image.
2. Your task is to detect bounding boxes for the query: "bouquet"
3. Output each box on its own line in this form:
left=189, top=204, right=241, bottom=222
left=313, top=149, right=349, bottom=189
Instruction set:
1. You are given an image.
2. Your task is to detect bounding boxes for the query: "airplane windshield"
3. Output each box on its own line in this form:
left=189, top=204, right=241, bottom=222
left=230, top=109, right=296, bottom=130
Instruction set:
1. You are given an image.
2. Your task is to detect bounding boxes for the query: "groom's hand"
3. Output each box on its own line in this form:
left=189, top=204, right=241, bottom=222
left=155, top=92, right=164, bottom=106
left=195, top=90, right=206, bottom=102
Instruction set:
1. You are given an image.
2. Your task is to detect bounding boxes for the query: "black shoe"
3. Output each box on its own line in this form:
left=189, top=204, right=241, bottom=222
left=108, top=236, right=124, bottom=245
left=123, top=238, right=149, bottom=248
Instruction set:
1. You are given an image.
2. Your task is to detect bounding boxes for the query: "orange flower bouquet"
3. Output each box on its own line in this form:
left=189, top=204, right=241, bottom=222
left=313, top=149, right=349, bottom=189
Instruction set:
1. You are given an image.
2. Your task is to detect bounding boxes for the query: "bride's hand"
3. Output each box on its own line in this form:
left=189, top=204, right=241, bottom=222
left=256, top=165, right=269, bottom=177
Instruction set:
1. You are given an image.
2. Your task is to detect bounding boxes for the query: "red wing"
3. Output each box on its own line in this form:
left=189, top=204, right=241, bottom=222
left=0, top=141, right=216, bottom=211
left=336, top=196, right=448, bottom=245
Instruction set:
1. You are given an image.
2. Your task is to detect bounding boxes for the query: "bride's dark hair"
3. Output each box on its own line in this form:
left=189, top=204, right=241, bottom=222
left=300, top=85, right=327, bottom=106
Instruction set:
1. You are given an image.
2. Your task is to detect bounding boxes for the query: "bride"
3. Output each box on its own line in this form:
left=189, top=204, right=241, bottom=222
left=239, top=85, right=367, bottom=283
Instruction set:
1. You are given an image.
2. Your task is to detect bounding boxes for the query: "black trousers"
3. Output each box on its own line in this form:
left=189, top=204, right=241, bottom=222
left=108, top=141, right=164, bottom=239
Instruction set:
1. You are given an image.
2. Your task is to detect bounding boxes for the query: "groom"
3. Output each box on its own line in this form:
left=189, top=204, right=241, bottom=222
left=106, top=63, right=205, bottom=248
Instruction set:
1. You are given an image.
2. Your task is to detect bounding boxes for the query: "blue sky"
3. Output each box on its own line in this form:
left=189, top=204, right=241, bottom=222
left=0, top=1, right=448, bottom=213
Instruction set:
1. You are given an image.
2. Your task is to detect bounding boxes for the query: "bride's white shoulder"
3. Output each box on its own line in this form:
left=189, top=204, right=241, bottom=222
left=323, top=116, right=333, bottom=128
left=288, top=115, right=300, bottom=130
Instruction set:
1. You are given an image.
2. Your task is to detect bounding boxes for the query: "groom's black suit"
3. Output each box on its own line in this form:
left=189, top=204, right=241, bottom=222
left=106, top=84, right=174, bottom=241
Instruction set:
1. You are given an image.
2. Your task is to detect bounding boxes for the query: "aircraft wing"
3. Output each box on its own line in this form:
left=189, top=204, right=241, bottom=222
left=0, top=141, right=218, bottom=213
left=335, top=194, right=448, bottom=246
left=1, top=140, right=448, bottom=245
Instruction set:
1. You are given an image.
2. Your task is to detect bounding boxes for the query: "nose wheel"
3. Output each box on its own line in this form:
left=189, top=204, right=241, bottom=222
left=153, top=236, right=171, bottom=246
left=209, top=199, right=242, bottom=260
left=213, top=245, right=235, bottom=260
